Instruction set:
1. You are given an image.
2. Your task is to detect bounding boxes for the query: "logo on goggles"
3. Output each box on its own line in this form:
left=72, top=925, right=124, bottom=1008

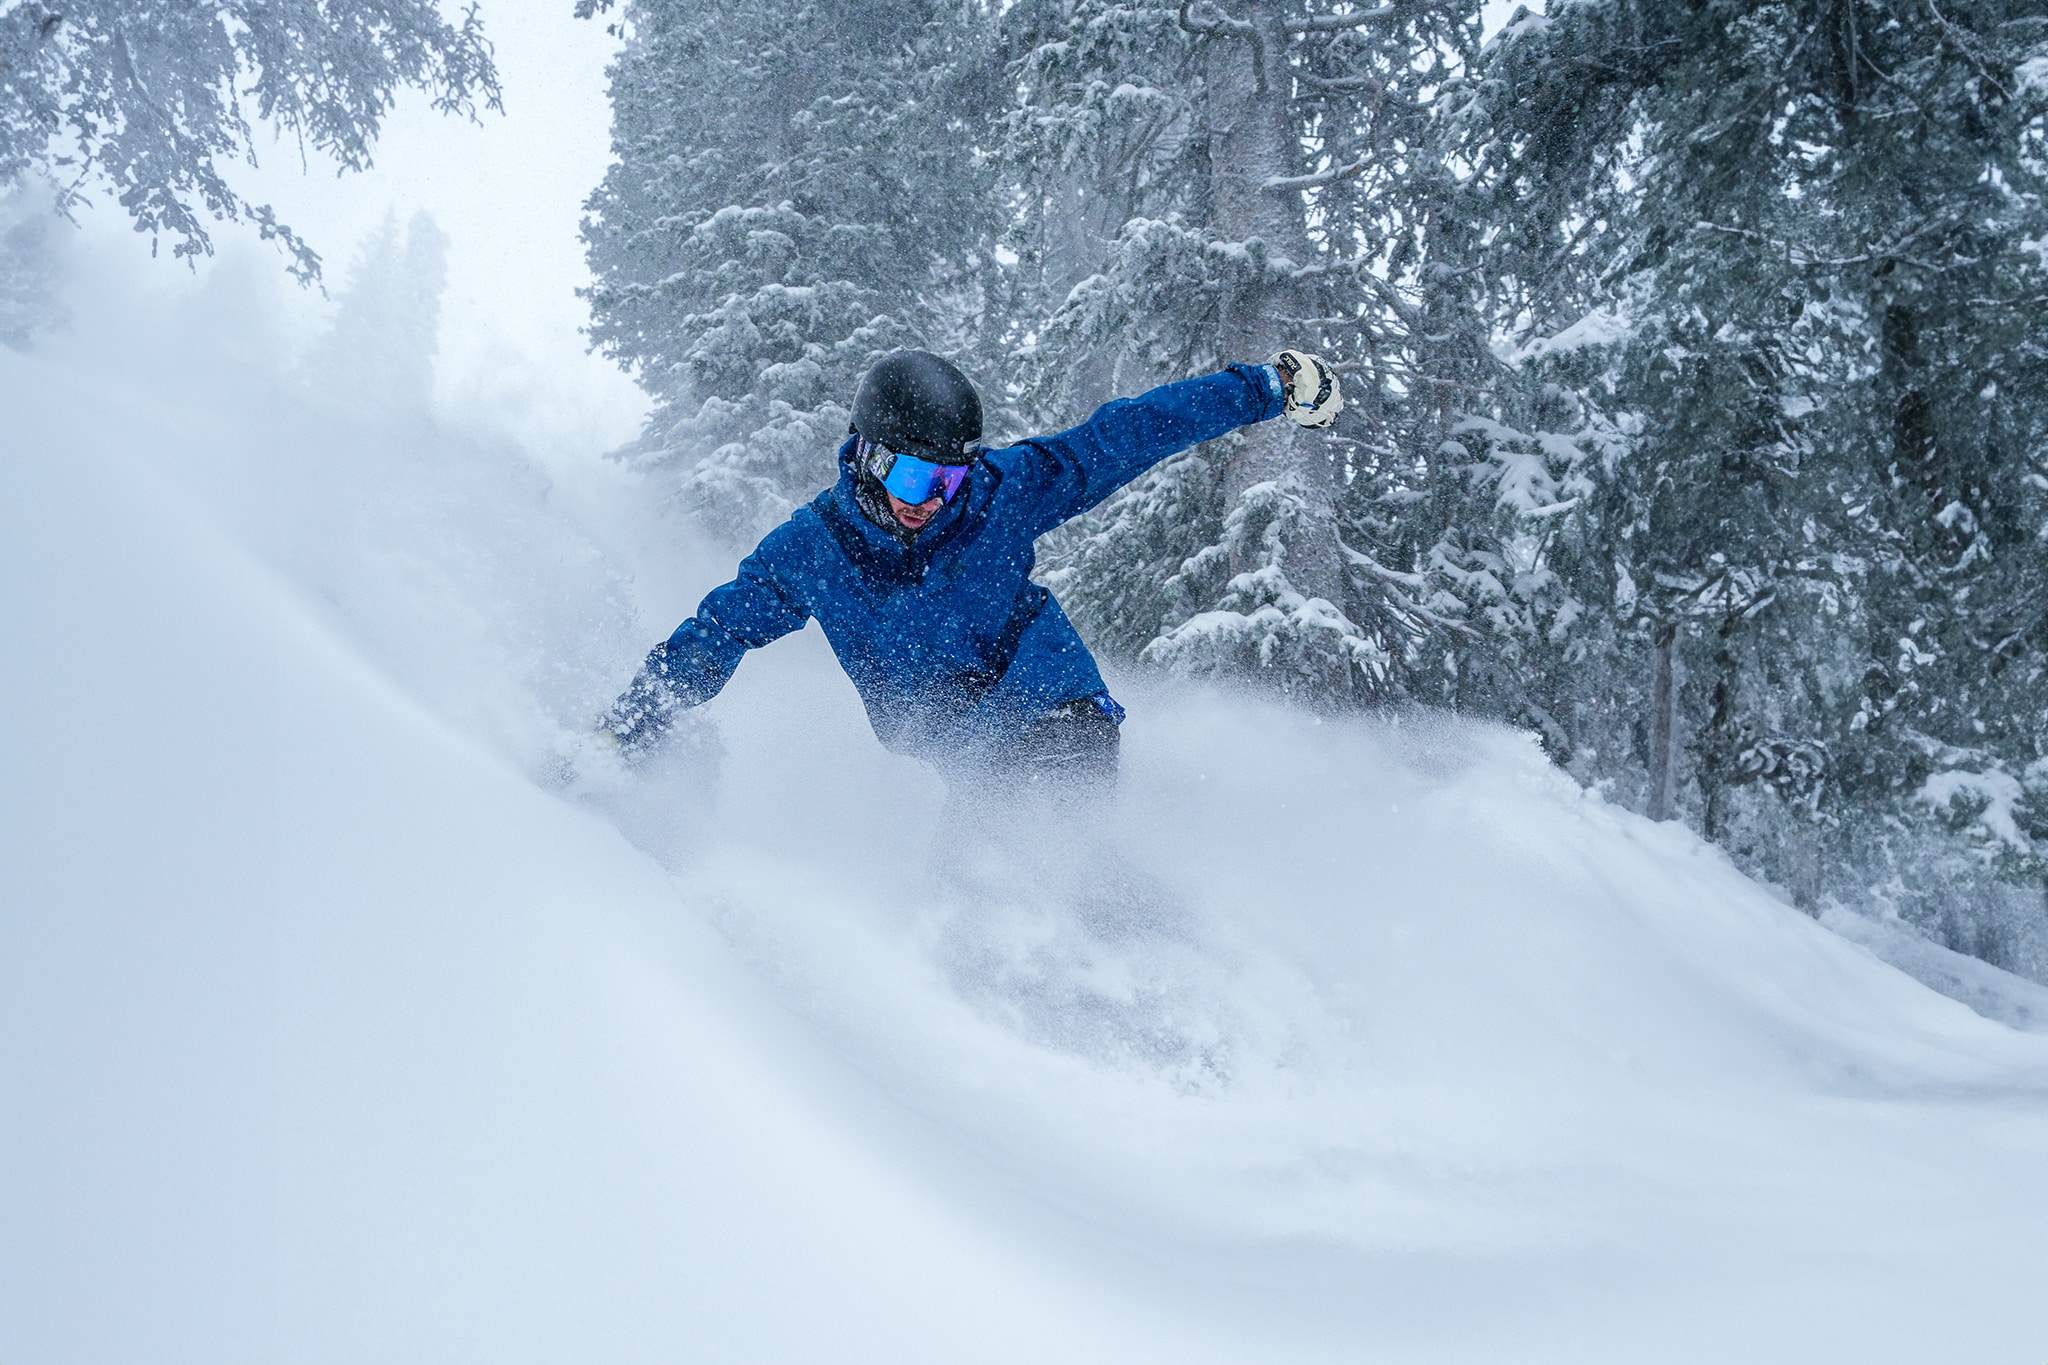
left=865, top=440, right=976, bottom=505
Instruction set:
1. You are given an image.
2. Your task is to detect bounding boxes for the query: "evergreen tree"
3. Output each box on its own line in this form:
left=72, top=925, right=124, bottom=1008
left=1451, top=0, right=2048, bottom=945
left=1823, top=0, right=2048, bottom=949
left=301, top=209, right=451, bottom=413
left=578, top=0, right=1000, bottom=544
left=1005, top=0, right=1484, bottom=704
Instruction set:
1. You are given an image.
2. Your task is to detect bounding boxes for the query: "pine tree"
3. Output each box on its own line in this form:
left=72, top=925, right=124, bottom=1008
left=1821, top=0, right=2048, bottom=948
left=1006, top=0, right=1484, bottom=704
left=301, top=209, right=450, bottom=413
left=579, top=0, right=1000, bottom=545
left=1450, top=0, right=2048, bottom=945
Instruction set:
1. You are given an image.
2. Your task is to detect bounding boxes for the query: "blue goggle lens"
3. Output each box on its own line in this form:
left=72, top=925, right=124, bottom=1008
left=873, top=446, right=973, bottom=505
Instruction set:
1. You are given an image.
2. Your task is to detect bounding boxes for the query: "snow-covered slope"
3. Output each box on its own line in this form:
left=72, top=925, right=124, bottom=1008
left=5, top=257, right=2048, bottom=1365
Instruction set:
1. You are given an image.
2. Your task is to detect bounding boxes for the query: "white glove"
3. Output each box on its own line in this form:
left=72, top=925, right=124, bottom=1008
left=1270, top=349, right=1342, bottom=429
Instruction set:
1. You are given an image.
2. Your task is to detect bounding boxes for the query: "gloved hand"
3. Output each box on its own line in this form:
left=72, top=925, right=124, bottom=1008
left=1270, top=349, right=1342, bottom=428
left=544, top=654, right=720, bottom=791
left=601, top=662, right=683, bottom=762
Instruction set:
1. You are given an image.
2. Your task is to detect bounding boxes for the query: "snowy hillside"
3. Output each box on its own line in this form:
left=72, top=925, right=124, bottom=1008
left=6, top=244, right=2048, bottom=1365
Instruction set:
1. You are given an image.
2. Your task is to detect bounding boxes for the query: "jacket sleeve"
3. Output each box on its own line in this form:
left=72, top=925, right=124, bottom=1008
left=605, top=524, right=812, bottom=750
left=1006, top=362, right=1286, bottom=534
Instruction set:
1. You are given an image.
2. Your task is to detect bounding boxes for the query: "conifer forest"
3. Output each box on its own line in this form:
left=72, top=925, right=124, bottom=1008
left=570, top=0, right=2048, bottom=980
left=6, top=0, right=2047, bottom=981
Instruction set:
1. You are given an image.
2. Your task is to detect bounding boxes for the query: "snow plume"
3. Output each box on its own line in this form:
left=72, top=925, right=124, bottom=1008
left=8, top=230, right=2048, bottom=1363
left=0, top=178, right=68, bottom=348
left=9, top=224, right=662, bottom=772
left=299, top=210, right=449, bottom=413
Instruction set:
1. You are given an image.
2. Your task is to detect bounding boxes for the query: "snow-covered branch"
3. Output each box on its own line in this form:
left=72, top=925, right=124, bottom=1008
left=1340, top=539, right=1424, bottom=588
left=1176, top=0, right=1257, bottom=40
left=1285, top=6, right=1398, bottom=33
left=1294, top=70, right=1433, bottom=109
left=1265, top=159, right=1369, bottom=192
left=1695, top=220, right=1948, bottom=272
left=1923, top=0, right=2014, bottom=98
left=1339, top=540, right=1478, bottom=636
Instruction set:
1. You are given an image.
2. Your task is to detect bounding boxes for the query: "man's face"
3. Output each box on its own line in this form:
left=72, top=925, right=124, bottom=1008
left=885, top=489, right=944, bottom=530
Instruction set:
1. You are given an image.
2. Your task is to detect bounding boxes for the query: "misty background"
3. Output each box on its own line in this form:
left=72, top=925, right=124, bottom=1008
left=5, top=2, right=2048, bottom=1362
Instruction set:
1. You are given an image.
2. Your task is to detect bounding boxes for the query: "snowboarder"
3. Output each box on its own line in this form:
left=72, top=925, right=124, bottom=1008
left=602, top=348, right=1342, bottom=786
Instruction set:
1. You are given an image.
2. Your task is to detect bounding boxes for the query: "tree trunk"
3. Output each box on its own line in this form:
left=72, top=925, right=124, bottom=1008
left=1790, top=832, right=1820, bottom=915
left=1699, top=621, right=1740, bottom=842
left=1042, top=171, right=1127, bottom=412
left=1203, top=1, right=1345, bottom=609
left=1647, top=623, right=1678, bottom=821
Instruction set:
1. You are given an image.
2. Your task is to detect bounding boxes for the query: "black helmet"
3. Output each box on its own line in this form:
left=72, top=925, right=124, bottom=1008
left=850, top=350, right=983, bottom=461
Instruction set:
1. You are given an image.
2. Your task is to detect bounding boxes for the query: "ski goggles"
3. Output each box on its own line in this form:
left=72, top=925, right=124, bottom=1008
left=865, top=441, right=975, bottom=505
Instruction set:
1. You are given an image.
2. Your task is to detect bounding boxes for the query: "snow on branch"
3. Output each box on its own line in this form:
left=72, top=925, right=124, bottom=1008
left=1919, top=769, right=2032, bottom=850
left=1295, top=70, right=1435, bottom=110
left=1176, top=0, right=1257, bottom=40
left=1923, top=0, right=2015, bottom=99
left=1297, top=71, right=1383, bottom=91
left=1285, top=6, right=1398, bottom=33
left=1339, top=540, right=1478, bottom=635
left=1695, top=220, right=1948, bottom=272
left=1265, top=159, right=1369, bottom=192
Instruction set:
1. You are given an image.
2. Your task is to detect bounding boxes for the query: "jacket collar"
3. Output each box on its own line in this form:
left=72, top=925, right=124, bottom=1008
left=830, top=436, right=976, bottom=576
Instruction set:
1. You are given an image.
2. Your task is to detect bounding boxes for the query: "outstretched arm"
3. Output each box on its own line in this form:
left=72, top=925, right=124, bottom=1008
left=1005, top=351, right=1341, bottom=533
left=604, top=532, right=811, bottom=755
left=1007, top=363, right=1284, bottom=533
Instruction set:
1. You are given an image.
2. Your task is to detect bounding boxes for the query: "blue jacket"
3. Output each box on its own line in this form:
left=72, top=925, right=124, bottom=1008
left=618, top=363, right=1286, bottom=760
